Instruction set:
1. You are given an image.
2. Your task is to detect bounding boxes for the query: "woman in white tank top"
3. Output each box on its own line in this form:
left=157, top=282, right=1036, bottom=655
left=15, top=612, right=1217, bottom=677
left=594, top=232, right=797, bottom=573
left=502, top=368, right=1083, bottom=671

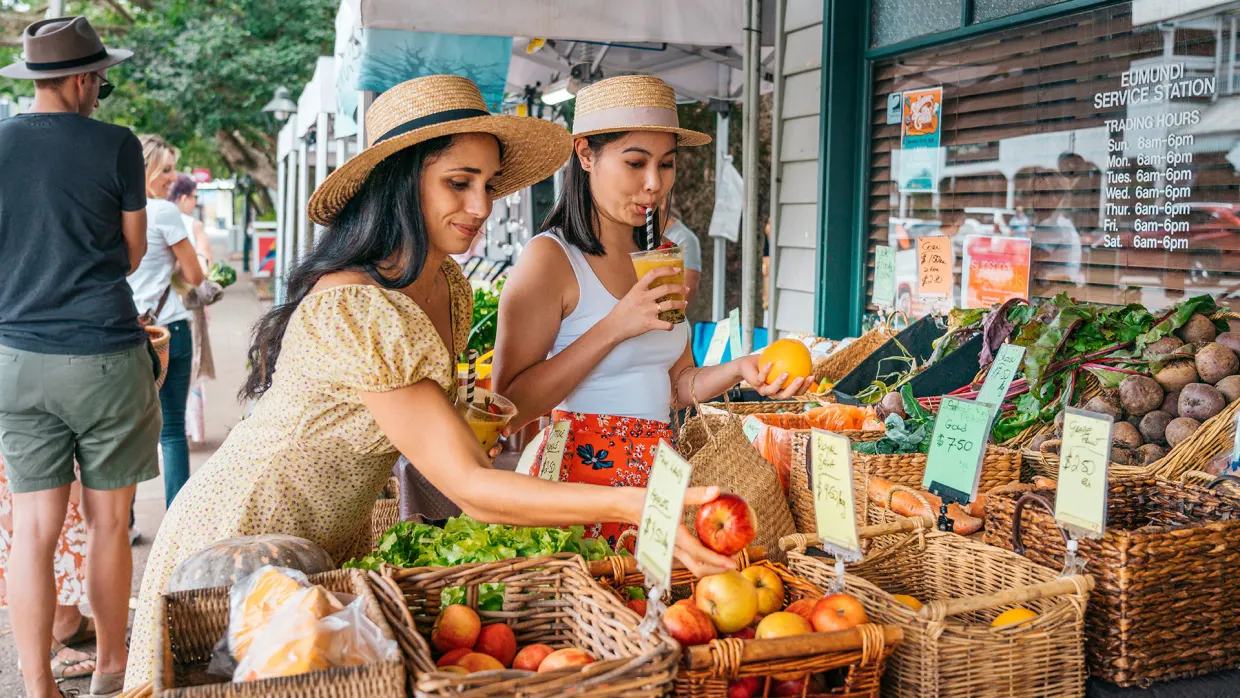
left=494, top=77, right=806, bottom=549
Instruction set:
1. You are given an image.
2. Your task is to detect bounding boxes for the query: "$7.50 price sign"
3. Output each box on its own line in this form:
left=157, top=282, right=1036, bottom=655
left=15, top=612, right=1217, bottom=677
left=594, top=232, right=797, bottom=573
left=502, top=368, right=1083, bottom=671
left=810, top=429, right=862, bottom=560
left=922, top=396, right=993, bottom=503
left=636, top=441, right=694, bottom=588
left=1054, top=407, right=1113, bottom=538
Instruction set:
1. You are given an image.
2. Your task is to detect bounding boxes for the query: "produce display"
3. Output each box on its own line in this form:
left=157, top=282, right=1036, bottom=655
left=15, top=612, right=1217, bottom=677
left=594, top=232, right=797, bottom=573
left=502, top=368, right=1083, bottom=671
left=346, top=515, right=612, bottom=608
left=426, top=603, right=596, bottom=674
left=854, top=386, right=932, bottom=455
left=865, top=477, right=986, bottom=535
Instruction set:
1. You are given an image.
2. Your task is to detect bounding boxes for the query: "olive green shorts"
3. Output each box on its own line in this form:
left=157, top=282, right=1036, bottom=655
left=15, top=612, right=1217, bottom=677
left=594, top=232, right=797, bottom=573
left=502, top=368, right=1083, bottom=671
left=0, top=342, right=162, bottom=494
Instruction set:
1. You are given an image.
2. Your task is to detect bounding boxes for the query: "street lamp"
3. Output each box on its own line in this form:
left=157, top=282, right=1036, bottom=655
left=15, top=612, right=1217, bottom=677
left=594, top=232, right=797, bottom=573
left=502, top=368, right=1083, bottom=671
left=262, top=86, right=298, bottom=123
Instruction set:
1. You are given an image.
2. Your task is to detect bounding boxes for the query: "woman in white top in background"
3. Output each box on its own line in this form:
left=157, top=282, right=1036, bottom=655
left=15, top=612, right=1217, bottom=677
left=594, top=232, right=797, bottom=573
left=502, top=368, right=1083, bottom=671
left=168, top=174, right=215, bottom=448
left=493, top=76, right=805, bottom=550
left=128, top=137, right=203, bottom=509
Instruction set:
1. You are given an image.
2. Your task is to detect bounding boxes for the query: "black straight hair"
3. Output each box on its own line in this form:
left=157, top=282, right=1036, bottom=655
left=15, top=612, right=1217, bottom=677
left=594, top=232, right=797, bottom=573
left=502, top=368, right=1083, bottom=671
left=240, top=135, right=454, bottom=400
left=539, top=132, right=663, bottom=255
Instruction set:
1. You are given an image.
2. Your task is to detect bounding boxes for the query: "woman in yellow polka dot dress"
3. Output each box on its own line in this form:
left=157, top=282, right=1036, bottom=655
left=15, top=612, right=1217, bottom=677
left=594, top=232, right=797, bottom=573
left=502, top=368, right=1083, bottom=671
left=121, top=75, right=736, bottom=694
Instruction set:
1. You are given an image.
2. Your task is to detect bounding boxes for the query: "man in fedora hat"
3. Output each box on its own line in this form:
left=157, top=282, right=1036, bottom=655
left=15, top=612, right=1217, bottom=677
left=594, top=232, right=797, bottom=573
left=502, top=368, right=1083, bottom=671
left=0, top=16, right=160, bottom=698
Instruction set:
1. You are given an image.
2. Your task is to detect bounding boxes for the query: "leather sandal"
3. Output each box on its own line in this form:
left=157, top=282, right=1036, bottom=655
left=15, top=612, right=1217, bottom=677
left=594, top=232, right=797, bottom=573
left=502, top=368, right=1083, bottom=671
left=56, top=614, right=96, bottom=647
left=86, top=670, right=125, bottom=698
left=50, top=643, right=97, bottom=680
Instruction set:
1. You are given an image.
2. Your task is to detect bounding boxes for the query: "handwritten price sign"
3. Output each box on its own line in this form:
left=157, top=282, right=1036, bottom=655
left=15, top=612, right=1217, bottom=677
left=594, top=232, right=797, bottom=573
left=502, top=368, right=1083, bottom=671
left=923, top=397, right=993, bottom=503
left=810, top=429, right=862, bottom=559
left=872, top=245, right=896, bottom=309
left=537, top=421, right=571, bottom=481
left=976, top=344, right=1026, bottom=420
left=636, top=441, right=694, bottom=588
left=917, top=236, right=953, bottom=298
left=1055, top=408, right=1113, bottom=538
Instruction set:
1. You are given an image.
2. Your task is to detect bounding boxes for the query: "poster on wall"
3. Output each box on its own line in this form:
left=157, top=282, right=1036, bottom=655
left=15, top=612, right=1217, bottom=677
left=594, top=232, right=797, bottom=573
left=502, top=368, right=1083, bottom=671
left=252, top=232, right=278, bottom=278
left=962, top=235, right=1032, bottom=309
left=898, top=86, right=943, bottom=193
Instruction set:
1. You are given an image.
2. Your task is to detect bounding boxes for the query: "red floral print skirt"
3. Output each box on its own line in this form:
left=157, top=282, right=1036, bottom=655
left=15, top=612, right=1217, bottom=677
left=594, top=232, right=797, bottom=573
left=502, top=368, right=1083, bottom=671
left=532, top=410, right=674, bottom=552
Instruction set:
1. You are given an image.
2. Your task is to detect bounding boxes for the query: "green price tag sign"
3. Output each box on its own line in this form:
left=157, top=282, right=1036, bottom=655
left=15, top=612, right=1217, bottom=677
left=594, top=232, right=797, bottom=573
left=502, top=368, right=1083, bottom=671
left=872, top=245, right=896, bottom=309
left=703, top=318, right=730, bottom=367
left=636, top=441, right=694, bottom=588
left=742, top=415, right=763, bottom=444
left=537, top=421, right=571, bottom=482
left=1054, top=408, right=1113, bottom=538
left=810, top=429, right=862, bottom=559
left=923, top=397, right=993, bottom=502
left=976, top=344, right=1026, bottom=418
left=728, top=307, right=742, bottom=359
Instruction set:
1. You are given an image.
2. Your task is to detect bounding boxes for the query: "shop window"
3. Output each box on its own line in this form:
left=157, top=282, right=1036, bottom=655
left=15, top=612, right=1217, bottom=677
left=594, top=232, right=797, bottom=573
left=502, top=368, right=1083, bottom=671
left=867, top=2, right=1240, bottom=317
left=975, top=0, right=1072, bottom=23
left=871, top=0, right=961, bottom=48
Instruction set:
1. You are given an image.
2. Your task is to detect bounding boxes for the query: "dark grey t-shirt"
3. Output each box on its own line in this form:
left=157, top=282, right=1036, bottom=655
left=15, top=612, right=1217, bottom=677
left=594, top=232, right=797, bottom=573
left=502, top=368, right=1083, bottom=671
left=0, top=113, right=147, bottom=355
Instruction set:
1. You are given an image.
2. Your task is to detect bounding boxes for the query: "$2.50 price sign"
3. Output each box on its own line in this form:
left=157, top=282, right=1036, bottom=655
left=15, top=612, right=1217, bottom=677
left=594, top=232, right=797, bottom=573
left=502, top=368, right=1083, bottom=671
left=923, top=397, right=993, bottom=502
left=809, top=429, right=861, bottom=560
left=636, top=441, right=694, bottom=588
left=976, top=344, right=1026, bottom=420
left=1055, top=407, right=1113, bottom=538
left=917, top=236, right=953, bottom=298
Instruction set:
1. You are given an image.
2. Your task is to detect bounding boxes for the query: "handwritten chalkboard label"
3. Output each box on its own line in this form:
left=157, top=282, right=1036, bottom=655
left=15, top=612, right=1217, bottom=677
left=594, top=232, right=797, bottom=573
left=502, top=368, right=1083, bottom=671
left=810, top=429, right=862, bottom=559
left=917, top=236, right=953, bottom=298
left=1055, top=407, right=1113, bottom=538
left=636, top=441, right=694, bottom=588
left=923, top=397, right=993, bottom=503
left=703, top=318, right=730, bottom=366
left=872, top=245, right=896, bottom=309
left=976, top=344, right=1026, bottom=419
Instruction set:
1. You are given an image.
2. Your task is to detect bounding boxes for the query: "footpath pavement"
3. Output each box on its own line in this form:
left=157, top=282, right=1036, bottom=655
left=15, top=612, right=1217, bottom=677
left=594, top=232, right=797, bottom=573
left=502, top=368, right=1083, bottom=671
left=0, top=239, right=266, bottom=696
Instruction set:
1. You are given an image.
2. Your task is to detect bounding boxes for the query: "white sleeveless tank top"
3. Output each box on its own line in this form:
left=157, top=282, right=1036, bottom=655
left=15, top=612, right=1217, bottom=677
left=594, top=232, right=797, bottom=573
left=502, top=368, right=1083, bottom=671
left=540, top=231, right=688, bottom=423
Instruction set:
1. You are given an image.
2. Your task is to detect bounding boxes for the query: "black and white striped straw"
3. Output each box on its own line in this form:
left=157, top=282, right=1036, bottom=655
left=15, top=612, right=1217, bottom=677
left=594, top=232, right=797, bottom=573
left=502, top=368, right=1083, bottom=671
left=465, top=350, right=477, bottom=405
left=646, top=206, right=655, bottom=251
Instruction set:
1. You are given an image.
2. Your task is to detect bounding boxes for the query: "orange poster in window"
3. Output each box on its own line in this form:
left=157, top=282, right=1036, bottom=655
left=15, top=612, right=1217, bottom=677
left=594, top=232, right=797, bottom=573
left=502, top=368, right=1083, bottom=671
left=962, top=235, right=1031, bottom=309
left=916, top=236, right=953, bottom=298
left=901, top=87, right=942, bottom=145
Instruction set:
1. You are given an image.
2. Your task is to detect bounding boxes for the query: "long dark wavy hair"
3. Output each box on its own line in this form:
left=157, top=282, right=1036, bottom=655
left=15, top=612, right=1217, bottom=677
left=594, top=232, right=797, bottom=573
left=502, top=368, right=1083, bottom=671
left=540, top=132, right=663, bottom=255
left=240, top=136, right=455, bottom=400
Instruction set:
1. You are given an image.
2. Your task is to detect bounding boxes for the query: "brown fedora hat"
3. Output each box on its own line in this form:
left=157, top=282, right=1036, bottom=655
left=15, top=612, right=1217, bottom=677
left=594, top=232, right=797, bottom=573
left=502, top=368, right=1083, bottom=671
left=0, top=16, right=132, bottom=80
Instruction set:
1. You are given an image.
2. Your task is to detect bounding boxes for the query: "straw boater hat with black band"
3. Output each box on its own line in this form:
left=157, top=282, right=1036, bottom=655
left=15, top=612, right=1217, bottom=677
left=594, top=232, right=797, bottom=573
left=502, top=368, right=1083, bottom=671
left=571, top=75, right=711, bottom=147
left=0, top=16, right=132, bottom=80
left=308, top=75, right=571, bottom=226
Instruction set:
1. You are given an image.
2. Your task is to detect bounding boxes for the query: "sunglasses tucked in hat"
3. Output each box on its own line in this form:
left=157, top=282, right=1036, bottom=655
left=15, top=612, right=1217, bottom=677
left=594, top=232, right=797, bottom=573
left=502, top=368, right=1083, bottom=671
left=571, top=75, right=711, bottom=147
left=307, top=75, right=571, bottom=226
left=0, top=16, right=132, bottom=80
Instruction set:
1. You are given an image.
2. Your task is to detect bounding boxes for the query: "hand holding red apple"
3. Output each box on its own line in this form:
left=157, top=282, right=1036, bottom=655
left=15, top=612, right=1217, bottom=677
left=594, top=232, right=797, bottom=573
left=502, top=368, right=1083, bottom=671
left=695, top=494, right=757, bottom=556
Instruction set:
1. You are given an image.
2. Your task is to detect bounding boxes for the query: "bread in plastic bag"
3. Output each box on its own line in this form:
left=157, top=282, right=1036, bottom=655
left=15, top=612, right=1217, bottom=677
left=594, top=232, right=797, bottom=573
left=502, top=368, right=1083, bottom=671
left=228, top=566, right=312, bottom=663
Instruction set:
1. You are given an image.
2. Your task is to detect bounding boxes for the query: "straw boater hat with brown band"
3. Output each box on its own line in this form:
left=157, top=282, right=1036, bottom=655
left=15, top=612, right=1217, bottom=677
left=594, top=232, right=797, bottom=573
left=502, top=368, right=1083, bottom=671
left=0, top=16, right=132, bottom=80
left=572, top=75, right=711, bottom=147
left=308, top=75, right=571, bottom=226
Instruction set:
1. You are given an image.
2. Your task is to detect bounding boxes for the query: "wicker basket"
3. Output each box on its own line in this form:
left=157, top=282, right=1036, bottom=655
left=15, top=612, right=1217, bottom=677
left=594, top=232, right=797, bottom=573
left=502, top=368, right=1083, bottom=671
left=367, top=554, right=678, bottom=698
left=788, top=435, right=1021, bottom=535
left=147, top=325, right=171, bottom=390
left=589, top=545, right=768, bottom=594
left=816, top=317, right=904, bottom=385
left=982, top=477, right=1240, bottom=686
left=697, top=400, right=805, bottom=416
left=153, top=569, right=405, bottom=698
left=783, top=522, right=1093, bottom=698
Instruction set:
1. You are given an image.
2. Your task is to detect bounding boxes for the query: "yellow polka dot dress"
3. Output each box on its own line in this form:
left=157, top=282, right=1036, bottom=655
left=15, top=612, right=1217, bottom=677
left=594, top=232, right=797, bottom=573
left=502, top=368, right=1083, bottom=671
left=124, top=260, right=471, bottom=689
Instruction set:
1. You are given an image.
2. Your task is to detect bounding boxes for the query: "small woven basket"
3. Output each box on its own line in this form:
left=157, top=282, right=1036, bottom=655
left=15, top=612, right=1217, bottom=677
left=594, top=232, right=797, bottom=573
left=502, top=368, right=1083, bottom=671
left=815, top=314, right=905, bottom=385
left=982, top=477, right=1240, bottom=686
left=153, top=569, right=405, bottom=698
left=788, top=435, right=1021, bottom=535
left=147, top=325, right=171, bottom=390
left=367, top=554, right=678, bottom=698
left=783, top=521, right=1093, bottom=698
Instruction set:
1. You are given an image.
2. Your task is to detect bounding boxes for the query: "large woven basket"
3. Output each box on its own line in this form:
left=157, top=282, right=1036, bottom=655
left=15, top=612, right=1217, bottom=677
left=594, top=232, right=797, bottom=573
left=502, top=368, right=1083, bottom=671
left=367, top=554, right=678, bottom=698
left=147, top=325, right=171, bottom=390
left=697, top=400, right=804, bottom=416
left=788, top=435, right=1021, bottom=535
left=153, top=569, right=405, bottom=698
left=816, top=318, right=903, bottom=385
left=982, top=477, right=1240, bottom=686
left=368, top=477, right=401, bottom=551
left=783, top=523, right=1093, bottom=698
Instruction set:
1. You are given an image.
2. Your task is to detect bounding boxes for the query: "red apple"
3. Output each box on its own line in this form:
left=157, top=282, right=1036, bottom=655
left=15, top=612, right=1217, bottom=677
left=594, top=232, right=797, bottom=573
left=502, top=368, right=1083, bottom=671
left=755, top=611, right=813, bottom=639
left=772, top=673, right=825, bottom=696
left=663, top=602, right=717, bottom=646
left=784, top=598, right=816, bottom=621
left=474, top=623, right=517, bottom=668
left=513, top=644, right=555, bottom=672
left=696, top=571, right=758, bottom=634
left=810, top=593, right=869, bottom=633
left=537, top=648, right=596, bottom=673
left=626, top=598, right=648, bottom=617
left=439, top=665, right=468, bottom=675
left=436, top=648, right=472, bottom=668
left=432, top=604, right=482, bottom=653
left=695, top=494, right=757, bottom=555
left=728, top=676, right=762, bottom=698
left=741, top=566, right=784, bottom=617
left=723, top=626, right=756, bottom=641
left=456, top=652, right=505, bottom=674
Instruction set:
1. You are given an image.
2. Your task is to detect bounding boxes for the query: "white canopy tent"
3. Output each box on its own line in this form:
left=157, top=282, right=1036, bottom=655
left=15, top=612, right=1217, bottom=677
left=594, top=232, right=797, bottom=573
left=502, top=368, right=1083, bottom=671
left=277, top=0, right=776, bottom=347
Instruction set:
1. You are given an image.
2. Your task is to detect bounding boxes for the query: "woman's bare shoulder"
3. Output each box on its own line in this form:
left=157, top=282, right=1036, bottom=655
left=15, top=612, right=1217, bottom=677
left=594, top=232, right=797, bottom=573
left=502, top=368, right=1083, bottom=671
left=311, top=270, right=375, bottom=294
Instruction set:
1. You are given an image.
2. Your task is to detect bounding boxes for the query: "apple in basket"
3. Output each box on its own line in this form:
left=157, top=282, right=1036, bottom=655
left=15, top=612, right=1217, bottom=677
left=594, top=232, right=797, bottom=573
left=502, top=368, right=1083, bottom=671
left=456, top=652, right=505, bottom=674
left=695, top=494, right=757, bottom=556
left=436, top=648, right=471, bottom=668
left=741, top=566, right=784, bottom=617
left=810, top=593, right=869, bottom=633
left=728, top=676, right=762, bottom=698
left=474, top=623, right=517, bottom=668
left=773, top=674, right=826, bottom=697
left=696, top=571, right=759, bottom=634
left=432, top=604, right=481, bottom=653
left=784, top=598, right=816, bottom=621
left=537, top=648, right=596, bottom=673
left=663, top=602, right=717, bottom=646
left=513, top=644, right=555, bottom=672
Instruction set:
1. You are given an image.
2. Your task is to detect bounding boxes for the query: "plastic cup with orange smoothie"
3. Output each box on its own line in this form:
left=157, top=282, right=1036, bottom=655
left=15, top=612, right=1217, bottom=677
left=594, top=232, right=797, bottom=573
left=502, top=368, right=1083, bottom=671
left=630, top=246, right=686, bottom=324
left=456, top=388, right=516, bottom=451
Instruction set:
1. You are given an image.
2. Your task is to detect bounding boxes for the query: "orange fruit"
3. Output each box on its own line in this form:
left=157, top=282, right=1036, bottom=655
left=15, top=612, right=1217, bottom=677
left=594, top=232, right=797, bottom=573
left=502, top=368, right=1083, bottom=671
left=758, top=339, right=813, bottom=385
left=991, top=608, right=1038, bottom=628
left=891, top=594, right=922, bottom=611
